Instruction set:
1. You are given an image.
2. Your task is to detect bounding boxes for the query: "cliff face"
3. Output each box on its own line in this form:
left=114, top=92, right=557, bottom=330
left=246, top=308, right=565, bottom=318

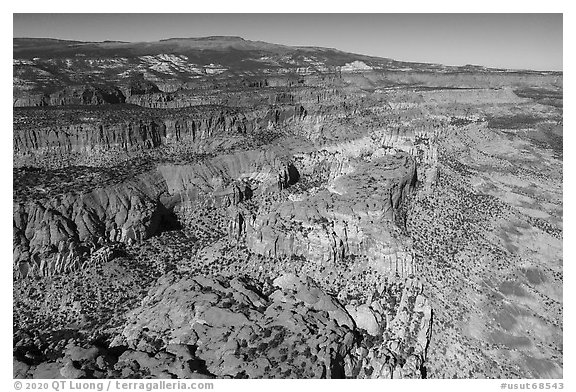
left=13, top=85, right=127, bottom=107
left=13, top=107, right=261, bottom=168
left=13, top=170, right=167, bottom=277
left=13, top=104, right=329, bottom=168
left=157, top=148, right=297, bottom=223
left=228, top=152, right=418, bottom=276
left=15, top=82, right=524, bottom=171
left=14, top=120, right=165, bottom=164
left=13, top=137, right=417, bottom=279
left=13, top=148, right=299, bottom=278
left=346, top=278, right=432, bottom=379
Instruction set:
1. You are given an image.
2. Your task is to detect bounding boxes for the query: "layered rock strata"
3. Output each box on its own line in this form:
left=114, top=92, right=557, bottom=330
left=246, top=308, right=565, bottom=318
left=231, top=152, right=418, bottom=276
left=13, top=149, right=297, bottom=277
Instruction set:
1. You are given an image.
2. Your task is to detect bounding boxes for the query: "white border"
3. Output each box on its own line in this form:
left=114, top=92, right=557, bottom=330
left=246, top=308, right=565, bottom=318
left=2, top=4, right=571, bottom=391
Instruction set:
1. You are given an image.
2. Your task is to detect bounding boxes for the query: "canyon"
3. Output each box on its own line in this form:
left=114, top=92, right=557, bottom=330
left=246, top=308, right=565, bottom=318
left=13, top=36, right=562, bottom=379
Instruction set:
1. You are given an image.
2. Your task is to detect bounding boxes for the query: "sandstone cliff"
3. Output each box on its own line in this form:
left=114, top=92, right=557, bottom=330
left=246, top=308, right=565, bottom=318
left=13, top=149, right=298, bottom=277
left=231, top=152, right=418, bottom=276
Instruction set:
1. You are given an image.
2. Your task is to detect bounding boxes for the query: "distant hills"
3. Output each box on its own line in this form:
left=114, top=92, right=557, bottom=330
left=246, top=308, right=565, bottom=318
left=12, top=36, right=562, bottom=107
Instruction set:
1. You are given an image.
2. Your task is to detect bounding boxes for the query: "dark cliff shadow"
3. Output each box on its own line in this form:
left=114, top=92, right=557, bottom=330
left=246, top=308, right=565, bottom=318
left=287, top=163, right=300, bottom=186
left=150, top=202, right=182, bottom=236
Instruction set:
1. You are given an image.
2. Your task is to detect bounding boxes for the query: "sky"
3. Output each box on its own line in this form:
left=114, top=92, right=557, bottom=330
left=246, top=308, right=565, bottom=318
left=13, top=13, right=563, bottom=71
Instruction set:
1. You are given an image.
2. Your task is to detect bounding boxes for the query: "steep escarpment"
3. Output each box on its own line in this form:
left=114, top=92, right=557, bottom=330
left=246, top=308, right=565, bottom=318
left=123, top=85, right=348, bottom=110
left=13, top=169, right=168, bottom=277
left=158, top=149, right=296, bottom=212
left=13, top=95, right=429, bottom=282
left=237, top=153, right=418, bottom=276
left=13, top=148, right=298, bottom=278
left=14, top=102, right=346, bottom=168
left=13, top=84, right=127, bottom=107
left=14, top=105, right=260, bottom=168
left=14, top=140, right=417, bottom=279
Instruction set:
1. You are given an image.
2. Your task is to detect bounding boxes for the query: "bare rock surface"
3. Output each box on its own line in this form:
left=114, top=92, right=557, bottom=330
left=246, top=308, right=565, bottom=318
left=112, top=272, right=355, bottom=378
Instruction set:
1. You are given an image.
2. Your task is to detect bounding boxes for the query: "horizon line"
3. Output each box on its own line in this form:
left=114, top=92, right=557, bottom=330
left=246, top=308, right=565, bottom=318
left=12, top=35, right=563, bottom=74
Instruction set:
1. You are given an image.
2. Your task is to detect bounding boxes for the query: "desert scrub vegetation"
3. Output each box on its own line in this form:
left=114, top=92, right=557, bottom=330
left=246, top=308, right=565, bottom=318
left=487, top=114, right=543, bottom=130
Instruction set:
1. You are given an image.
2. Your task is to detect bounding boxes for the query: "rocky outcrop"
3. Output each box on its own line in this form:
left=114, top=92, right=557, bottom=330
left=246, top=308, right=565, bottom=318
left=346, top=278, right=432, bottom=379
left=14, top=272, right=432, bottom=379
left=49, top=85, right=126, bottom=106
left=235, top=152, right=418, bottom=276
left=105, top=272, right=431, bottom=379
left=14, top=339, right=215, bottom=379
left=111, top=272, right=357, bottom=378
